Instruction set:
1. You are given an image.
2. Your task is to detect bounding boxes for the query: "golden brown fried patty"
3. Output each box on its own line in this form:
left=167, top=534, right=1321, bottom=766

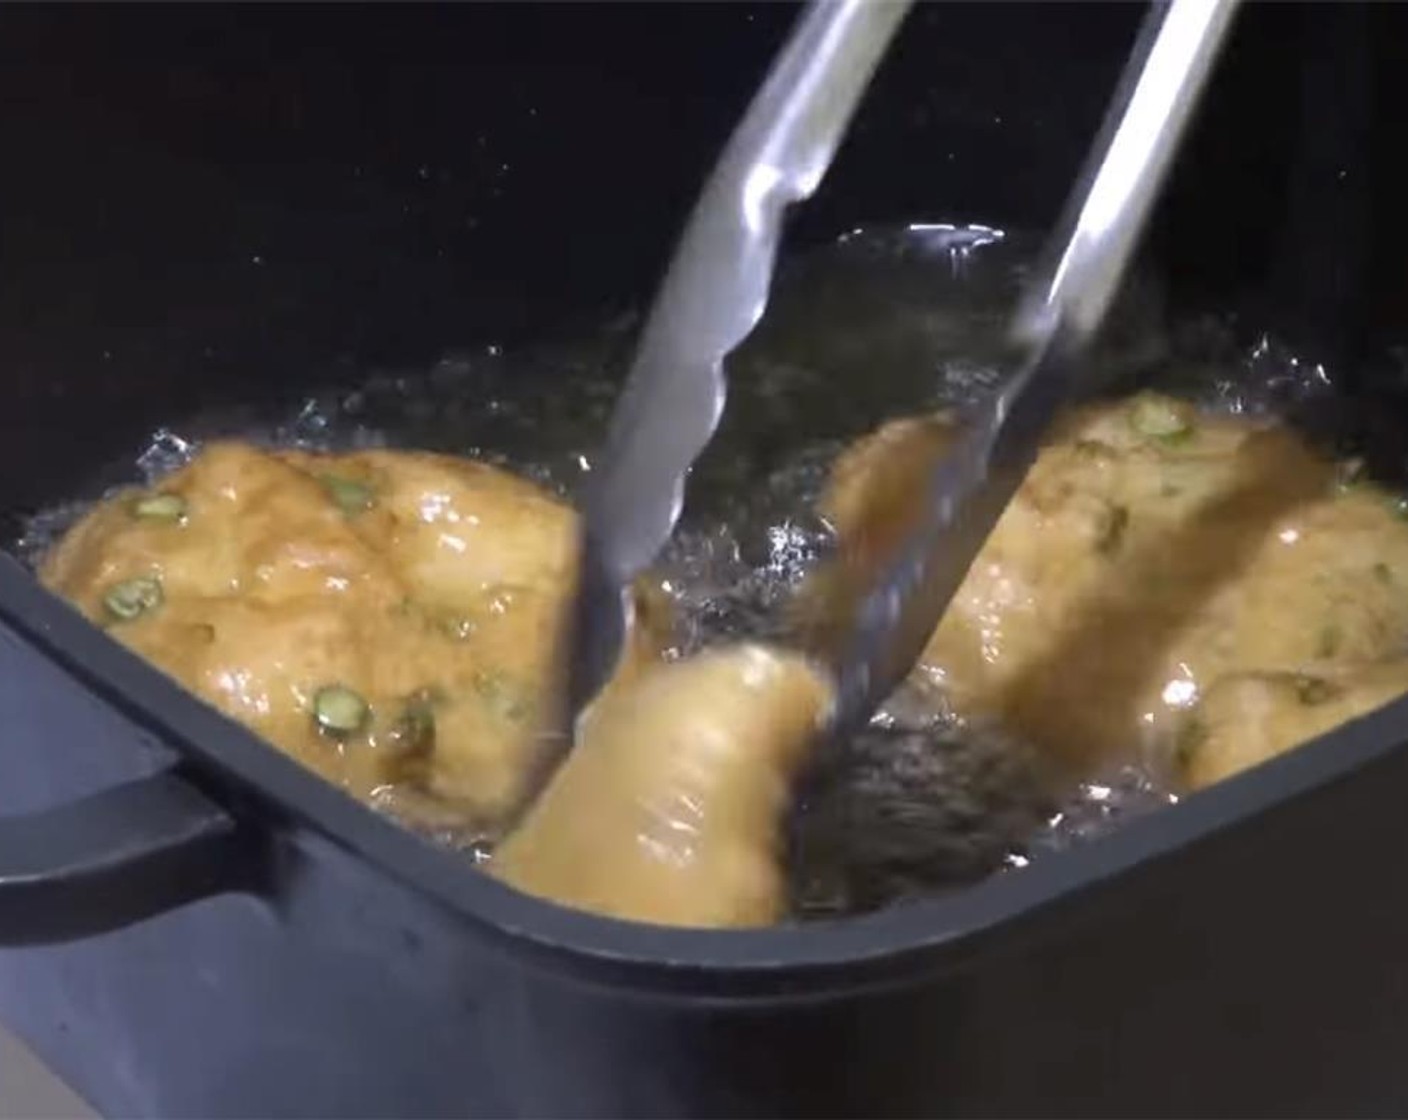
left=42, top=441, right=667, bottom=831
left=493, top=644, right=833, bottom=927
left=818, top=393, right=1408, bottom=787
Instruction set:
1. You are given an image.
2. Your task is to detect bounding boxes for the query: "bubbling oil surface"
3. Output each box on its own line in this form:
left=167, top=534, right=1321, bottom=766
left=15, top=225, right=1348, bottom=918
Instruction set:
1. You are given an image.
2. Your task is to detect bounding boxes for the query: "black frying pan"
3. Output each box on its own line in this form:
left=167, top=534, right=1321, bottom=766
left=2, top=4, right=1406, bottom=1116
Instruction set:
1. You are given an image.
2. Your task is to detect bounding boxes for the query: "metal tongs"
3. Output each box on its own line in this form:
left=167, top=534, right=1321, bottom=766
left=565, top=0, right=1239, bottom=744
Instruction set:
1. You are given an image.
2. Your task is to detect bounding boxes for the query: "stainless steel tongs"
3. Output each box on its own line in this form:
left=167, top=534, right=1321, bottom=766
left=565, top=0, right=1239, bottom=740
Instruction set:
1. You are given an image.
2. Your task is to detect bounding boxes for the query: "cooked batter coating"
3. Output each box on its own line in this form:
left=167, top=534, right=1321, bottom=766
left=1176, top=662, right=1408, bottom=788
left=817, top=393, right=1408, bottom=786
left=493, top=643, right=834, bottom=927
left=42, top=441, right=668, bottom=832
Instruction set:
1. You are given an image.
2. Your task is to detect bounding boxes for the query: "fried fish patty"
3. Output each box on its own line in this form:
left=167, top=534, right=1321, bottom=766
left=42, top=441, right=668, bottom=831
left=815, top=393, right=1408, bottom=787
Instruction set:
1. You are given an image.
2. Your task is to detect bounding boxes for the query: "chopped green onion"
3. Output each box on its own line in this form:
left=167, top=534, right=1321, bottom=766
left=103, top=576, right=163, bottom=621
left=320, top=474, right=375, bottom=515
left=1293, top=675, right=1338, bottom=706
left=132, top=492, right=188, bottom=522
left=313, top=685, right=370, bottom=737
left=385, top=691, right=437, bottom=758
left=1129, top=396, right=1193, bottom=442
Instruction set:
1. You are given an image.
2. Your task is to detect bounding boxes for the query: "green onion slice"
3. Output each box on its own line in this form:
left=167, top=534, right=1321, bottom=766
left=313, top=684, right=370, bottom=737
left=320, top=474, right=375, bottom=515
left=103, top=576, right=164, bottom=621
left=1130, top=396, right=1193, bottom=442
left=133, top=492, right=188, bottom=522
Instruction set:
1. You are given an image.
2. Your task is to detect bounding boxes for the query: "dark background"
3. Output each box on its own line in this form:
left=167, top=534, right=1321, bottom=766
left=0, top=2, right=1400, bottom=501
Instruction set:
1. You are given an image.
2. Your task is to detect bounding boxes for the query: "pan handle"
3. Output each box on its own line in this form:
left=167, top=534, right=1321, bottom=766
left=0, top=768, right=256, bottom=946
